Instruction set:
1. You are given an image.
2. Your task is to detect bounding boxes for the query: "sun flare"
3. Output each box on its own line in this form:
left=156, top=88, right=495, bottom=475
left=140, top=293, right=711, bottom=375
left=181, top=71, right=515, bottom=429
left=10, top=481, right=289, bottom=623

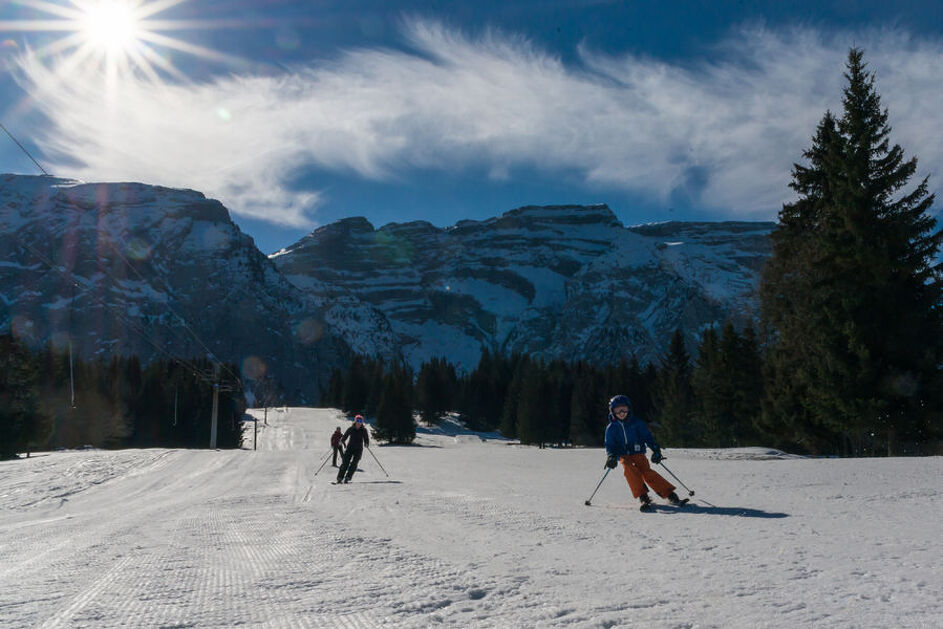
left=0, top=0, right=240, bottom=84
left=81, top=1, right=141, bottom=53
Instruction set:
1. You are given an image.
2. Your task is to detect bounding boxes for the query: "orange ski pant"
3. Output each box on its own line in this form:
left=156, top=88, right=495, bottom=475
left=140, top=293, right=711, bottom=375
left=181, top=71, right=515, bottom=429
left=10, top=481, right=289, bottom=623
left=620, top=454, right=675, bottom=499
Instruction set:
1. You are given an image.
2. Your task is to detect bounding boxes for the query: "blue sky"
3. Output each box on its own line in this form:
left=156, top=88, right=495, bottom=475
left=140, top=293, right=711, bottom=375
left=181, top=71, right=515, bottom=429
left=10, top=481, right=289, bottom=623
left=3, top=1, right=943, bottom=253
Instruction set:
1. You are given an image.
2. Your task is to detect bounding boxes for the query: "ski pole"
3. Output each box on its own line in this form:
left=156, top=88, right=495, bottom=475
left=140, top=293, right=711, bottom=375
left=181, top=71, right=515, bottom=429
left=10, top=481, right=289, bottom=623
left=658, top=461, right=695, bottom=496
left=365, top=446, right=390, bottom=478
left=312, top=448, right=334, bottom=476
left=584, top=468, right=611, bottom=506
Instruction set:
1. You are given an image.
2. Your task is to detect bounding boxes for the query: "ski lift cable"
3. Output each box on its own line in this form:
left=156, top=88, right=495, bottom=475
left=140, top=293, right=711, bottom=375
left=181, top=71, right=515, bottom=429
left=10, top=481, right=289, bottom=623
left=0, top=122, right=50, bottom=176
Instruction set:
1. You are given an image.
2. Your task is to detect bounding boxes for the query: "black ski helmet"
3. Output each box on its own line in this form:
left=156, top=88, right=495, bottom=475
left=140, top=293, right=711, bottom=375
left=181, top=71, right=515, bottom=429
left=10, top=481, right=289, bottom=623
left=608, top=394, right=632, bottom=414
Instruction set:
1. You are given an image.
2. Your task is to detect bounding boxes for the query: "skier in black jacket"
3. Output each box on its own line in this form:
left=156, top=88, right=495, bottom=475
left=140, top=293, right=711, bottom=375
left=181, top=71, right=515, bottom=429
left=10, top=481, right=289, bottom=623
left=337, top=415, right=370, bottom=483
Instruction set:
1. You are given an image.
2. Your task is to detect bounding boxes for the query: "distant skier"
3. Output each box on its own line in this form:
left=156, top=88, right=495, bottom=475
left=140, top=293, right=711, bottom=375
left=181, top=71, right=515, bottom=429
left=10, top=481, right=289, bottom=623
left=604, top=394, right=686, bottom=512
left=337, top=415, right=370, bottom=484
left=330, top=427, right=345, bottom=467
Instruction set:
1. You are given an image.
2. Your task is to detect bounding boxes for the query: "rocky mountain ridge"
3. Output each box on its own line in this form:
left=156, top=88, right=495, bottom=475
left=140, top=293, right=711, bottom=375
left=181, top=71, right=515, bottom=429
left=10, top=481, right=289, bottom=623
left=1, top=175, right=774, bottom=401
left=273, top=204, right=773, bottom=369
left=0, top=175, right=350, bottom=402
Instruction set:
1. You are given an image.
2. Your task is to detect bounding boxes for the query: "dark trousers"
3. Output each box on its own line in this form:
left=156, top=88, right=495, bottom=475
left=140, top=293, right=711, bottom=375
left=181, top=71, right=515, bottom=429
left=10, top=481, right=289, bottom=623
left=332, top=445, right=344, bottom=466
left=337, top=447, right=362, bottom=482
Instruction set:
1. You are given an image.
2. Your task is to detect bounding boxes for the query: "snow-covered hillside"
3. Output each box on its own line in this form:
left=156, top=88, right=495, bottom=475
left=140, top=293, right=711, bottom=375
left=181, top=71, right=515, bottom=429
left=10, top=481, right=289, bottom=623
left=0, top=174, right=351, bottom=402
left=273, top=207, right=774, bottom=370
left=2, top=408, right=940, bottom=627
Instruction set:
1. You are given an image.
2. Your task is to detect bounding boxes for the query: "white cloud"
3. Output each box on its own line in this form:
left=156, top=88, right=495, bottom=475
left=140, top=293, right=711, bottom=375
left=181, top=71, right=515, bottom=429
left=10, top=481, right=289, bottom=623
left=13, top=19, right=943, bottom=226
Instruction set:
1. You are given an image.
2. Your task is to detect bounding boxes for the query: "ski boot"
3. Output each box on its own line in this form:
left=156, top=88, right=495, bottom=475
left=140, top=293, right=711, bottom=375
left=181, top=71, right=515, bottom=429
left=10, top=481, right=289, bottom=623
left=667, top=491, right=689, bottom=507
left=639, top=493, right=654, bottom=513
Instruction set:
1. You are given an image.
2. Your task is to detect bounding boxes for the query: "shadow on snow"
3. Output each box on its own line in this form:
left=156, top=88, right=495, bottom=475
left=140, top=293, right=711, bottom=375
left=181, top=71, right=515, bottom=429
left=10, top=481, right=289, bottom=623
left=653, top=503, right=789, bottom=518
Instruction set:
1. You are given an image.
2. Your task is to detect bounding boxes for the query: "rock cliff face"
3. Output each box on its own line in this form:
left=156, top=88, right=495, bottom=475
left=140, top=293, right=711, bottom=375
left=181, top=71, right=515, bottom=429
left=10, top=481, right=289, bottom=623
left=273, top=204, right=774, bottom=369
left=0, top=175, right=350, bottom=402
left=1, top=175, right=775, bottom=397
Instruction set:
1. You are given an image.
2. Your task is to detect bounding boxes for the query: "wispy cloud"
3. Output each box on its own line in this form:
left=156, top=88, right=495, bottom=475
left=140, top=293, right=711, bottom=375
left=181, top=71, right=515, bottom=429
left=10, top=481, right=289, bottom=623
left=13, top=19, right=943, bottom=226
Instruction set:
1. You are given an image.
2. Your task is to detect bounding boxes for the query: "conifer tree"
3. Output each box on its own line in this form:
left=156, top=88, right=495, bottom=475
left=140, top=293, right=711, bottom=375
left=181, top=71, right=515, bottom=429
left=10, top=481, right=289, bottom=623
left=459, top=352, right=493, bottom=430
left=569, top=361, right=604, bottom=446
left=761, top=48, right=943, bottom=454
left=499, top=355, right=530, bottom=438
left=691, top=327, right=723, bottom=446
left=363, top=359, right=385, bottom=417
left=416, top=357, right=458, bottom=424
left=324, top=368, right=344, bottom=409
left=728, top=323, right=763, bottom=446
left=515, top=361, right=547, bottom=445
left=0, top=335, right=46, bottom=458
left=341, top=355, right=370, bottom=414
left=374, top=365, right=415, bottom=444
left=652, top=329, right=694, bottom=445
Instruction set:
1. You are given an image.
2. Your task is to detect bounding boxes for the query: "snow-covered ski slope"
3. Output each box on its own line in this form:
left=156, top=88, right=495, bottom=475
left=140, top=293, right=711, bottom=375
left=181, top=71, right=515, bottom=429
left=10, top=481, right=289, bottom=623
left=2, top=407, right=941, bottom=628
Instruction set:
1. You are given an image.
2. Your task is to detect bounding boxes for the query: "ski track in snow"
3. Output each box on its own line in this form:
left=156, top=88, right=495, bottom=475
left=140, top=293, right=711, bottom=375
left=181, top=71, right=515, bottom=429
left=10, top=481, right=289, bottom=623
left=1, top=408, right=941, bottom=628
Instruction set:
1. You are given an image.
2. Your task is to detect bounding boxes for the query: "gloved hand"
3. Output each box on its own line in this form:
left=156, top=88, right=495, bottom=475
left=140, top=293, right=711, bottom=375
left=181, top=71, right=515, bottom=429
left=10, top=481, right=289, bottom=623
left=605, top=454, right=618, bottom=469
left=650, top=448, right=663, bottom=464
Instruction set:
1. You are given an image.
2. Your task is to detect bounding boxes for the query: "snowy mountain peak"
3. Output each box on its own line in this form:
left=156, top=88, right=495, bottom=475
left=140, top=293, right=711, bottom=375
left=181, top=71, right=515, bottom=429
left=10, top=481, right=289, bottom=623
left=274, top=204, right=775, bottom=371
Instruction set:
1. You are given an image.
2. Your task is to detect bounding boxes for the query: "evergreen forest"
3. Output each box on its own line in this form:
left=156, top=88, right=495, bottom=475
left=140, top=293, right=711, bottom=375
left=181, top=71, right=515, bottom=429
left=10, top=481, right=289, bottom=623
left=0, top=334, right=245, bottom=459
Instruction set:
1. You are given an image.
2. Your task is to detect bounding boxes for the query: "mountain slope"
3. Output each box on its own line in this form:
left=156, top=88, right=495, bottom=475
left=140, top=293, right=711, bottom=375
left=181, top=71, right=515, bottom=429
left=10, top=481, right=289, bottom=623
left=273, top=205, right=775, bottom=369
left=0, top=174, right=349, bottom=402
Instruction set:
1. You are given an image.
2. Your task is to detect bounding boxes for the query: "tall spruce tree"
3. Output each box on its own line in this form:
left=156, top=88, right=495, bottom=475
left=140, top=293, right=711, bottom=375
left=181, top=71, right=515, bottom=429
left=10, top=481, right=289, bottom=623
left=691, top=326, right=723, bottom=446
left=499, top=355, right=530, bottom=439
left=415, top=357, right=457, bottom=424
left=761, top=48, right=943, bottom=455
left=0, top=335, right=47, bottom=458
left=652, top=329, right=695, bottom=445
left=569, top=361, right=603, bottom=446
left=374, top=366, right=415, bottom=444
left=731, top=324, right=764, bottom=446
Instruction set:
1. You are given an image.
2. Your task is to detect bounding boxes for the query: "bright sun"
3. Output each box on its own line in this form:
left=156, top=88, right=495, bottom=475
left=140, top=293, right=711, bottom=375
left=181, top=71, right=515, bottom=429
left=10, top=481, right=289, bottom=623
left=0, top=0, right=237, bottom=84
left=81, top=1, right=141, bottom=53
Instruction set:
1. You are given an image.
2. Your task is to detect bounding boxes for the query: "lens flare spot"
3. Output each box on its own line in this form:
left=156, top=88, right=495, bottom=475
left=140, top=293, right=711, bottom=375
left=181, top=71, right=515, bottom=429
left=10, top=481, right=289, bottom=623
left=242, top=355, right=267, bottom=381
left=49, top=331, right=72, bottom=352
left=275, top=27, right=300, bottom=51
left=295, top=318, right=324, bottom=345
left=216, top=107, right=232, bottom=122
left=10, top=315, right=36, bottom=342
left=126, top=237, right=152, bottom=261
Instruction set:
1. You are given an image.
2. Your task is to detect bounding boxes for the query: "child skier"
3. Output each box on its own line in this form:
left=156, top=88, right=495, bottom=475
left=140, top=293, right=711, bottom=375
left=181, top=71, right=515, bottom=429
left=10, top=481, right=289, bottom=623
left=330, top=427, right=345, bottom=467
left=604, top=394, right=687, bottom=512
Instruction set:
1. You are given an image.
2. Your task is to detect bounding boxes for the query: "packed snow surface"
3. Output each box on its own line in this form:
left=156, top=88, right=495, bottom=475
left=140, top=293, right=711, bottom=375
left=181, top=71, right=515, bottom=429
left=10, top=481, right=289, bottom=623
left=2, top=407, right=941, bottom=628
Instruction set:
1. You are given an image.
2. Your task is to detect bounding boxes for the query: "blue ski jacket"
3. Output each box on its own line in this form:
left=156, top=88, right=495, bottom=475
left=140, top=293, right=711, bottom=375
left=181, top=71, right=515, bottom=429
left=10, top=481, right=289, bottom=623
left=605, top=414, right=659, bottom=457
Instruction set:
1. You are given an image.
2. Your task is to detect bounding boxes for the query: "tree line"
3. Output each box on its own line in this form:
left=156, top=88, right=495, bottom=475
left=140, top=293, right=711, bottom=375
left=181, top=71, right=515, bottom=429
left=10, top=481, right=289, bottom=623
left=322, top=322, right=767, bottom=450
left=0, top=335, right=245, bottom=459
